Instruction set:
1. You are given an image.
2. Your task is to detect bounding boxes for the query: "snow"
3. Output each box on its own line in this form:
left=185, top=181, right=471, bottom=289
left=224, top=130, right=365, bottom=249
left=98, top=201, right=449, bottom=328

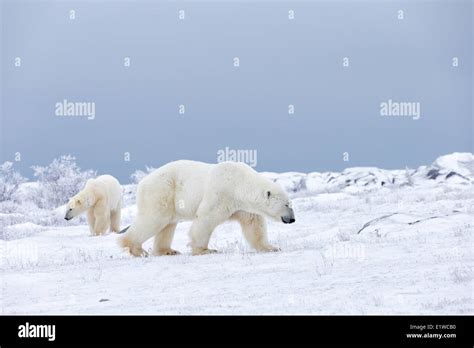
left=433, top=152, right=474, bottom=178
left=1, top=153, right=473, bottom=314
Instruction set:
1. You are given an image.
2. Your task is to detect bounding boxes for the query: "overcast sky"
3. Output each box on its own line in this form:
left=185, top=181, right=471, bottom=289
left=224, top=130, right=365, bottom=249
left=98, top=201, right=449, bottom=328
left=1, top=0, right=472, bottom=182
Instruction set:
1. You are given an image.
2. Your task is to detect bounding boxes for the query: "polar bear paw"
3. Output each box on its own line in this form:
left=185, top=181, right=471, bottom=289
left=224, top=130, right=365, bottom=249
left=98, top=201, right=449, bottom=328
left=120, top=236, right=148, bottom=257
left=154, top=249, right=181, bottom=256
left=259, top=245, right=281, bottom=253
left=192, top=248, right=218, bottom=256
left=131, top=247, right=149, bottom=257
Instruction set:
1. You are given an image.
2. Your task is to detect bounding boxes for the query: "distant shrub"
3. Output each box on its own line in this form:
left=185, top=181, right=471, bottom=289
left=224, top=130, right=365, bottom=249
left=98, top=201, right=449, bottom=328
left=32, top=155, right=96, bottom=209
left=0, top=162, right=27, bottom=202
left=130, top=166, right=156, bottom=184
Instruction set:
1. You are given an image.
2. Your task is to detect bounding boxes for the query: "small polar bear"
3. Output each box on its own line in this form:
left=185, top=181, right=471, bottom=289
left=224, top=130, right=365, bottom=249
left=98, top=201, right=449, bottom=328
left=120, top=160, right=295, bottom=257
left=65, top=175, right=122, bottom=236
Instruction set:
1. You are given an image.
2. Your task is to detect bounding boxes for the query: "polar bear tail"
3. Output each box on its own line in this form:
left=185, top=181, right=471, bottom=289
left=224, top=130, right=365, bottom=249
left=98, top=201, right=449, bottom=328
left=118, top=225, right=130, bottom=234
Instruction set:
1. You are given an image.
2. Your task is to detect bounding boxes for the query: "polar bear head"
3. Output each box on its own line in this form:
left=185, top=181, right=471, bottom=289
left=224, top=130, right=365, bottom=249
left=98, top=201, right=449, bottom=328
left=257, top=181, right=295, bottom=224
left=64, top=190, right=93, bottom=220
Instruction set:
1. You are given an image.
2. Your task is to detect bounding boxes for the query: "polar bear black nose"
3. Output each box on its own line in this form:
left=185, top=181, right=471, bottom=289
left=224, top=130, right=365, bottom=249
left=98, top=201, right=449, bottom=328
left=281, top=207, right=295, bottom=224
left=281, top=216, right=295, bottom=224
left=65, top=211, right=73, bottom=221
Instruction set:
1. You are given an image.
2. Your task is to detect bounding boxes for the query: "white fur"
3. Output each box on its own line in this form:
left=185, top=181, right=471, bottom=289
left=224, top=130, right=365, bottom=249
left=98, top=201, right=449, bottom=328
left=65, top=175, right=122, bottom=235
left=120, top=160, right=294, bottom=256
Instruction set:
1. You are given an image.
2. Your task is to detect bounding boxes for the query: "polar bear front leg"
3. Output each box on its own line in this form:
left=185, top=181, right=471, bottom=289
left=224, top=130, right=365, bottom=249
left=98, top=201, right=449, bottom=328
left=233, top=211, right=280, bottom=252
left=153, top=223, right=180, bottom=256
left=93, top=205, right=110, bottom=236
left=189, top=216, right=223, bottom=255
left=87, top=209, right=96, bottom=235
left=110, top=207, right=121, bottom=233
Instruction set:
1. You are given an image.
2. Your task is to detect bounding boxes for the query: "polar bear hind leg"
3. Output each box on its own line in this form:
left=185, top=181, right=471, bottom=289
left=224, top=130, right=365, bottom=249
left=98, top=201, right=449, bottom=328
left=152, top=223, right=180, bottom=256
left=120, top=216, right=169, bottom=257
left=232, top=211, right=280, bottom=252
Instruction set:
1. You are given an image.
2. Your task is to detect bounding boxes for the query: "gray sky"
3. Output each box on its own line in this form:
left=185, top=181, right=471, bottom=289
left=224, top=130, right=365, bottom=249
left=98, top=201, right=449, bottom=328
left=1, top=0, right=472, bottom=183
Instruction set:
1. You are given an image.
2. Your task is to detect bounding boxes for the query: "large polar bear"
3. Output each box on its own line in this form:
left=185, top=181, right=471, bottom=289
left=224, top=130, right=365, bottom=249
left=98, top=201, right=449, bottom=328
left=120, top=160, right=295, bottom=256
left=65, top=175, right=122, bottom=235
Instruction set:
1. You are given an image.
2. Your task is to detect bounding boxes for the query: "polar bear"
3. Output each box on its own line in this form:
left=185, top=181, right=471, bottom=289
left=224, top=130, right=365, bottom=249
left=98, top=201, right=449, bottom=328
left=65, top=175, right=122, bottom=235
left=120, top=160, right=295, bottom=256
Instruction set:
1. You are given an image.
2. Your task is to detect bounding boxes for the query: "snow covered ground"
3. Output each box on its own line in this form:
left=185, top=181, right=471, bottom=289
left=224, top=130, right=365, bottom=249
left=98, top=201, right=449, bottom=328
left=1, top=153, right=473, bottom=314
